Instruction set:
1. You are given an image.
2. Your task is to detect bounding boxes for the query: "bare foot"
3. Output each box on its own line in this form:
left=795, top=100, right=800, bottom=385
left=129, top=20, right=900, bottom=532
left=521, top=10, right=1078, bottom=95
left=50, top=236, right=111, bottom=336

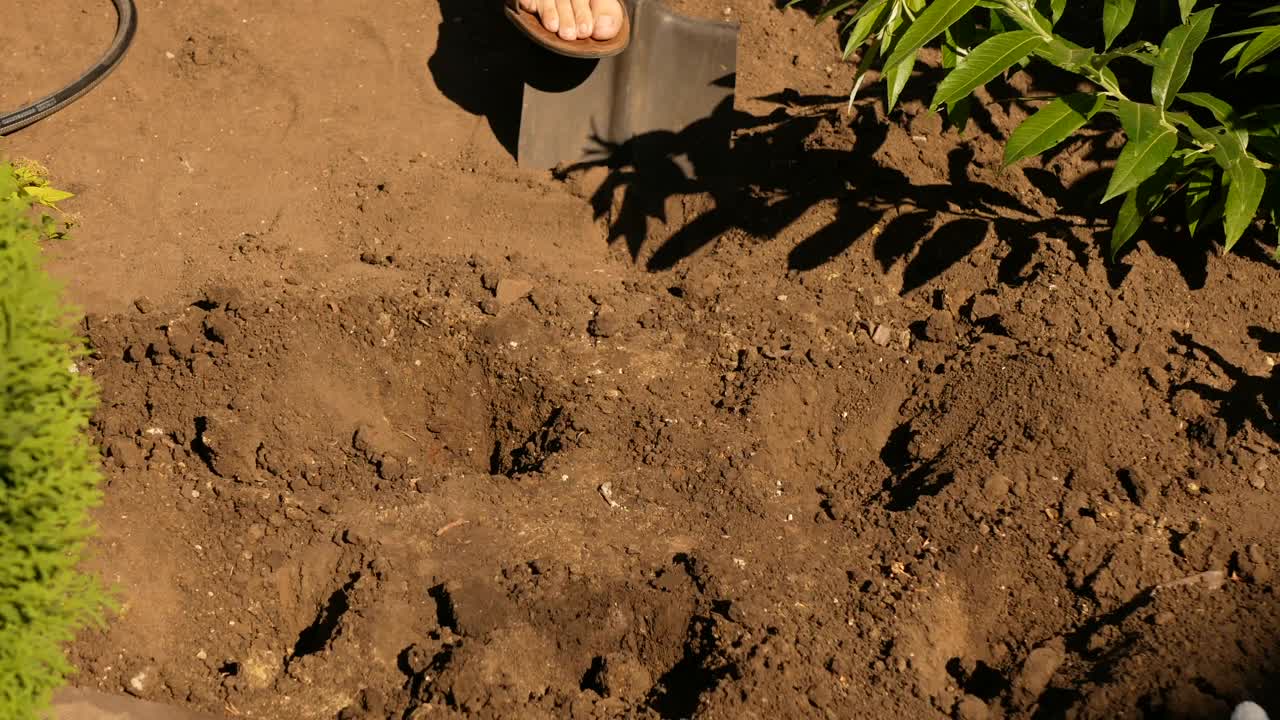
left=516, top=0, right=623, bottom=42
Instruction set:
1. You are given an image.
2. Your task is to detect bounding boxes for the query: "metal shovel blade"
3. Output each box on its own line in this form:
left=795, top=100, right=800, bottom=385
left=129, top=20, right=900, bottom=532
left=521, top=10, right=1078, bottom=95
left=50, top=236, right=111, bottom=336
left=517, top=0, right=738, bottom=171
left=50, top=688, right=229, bottom=720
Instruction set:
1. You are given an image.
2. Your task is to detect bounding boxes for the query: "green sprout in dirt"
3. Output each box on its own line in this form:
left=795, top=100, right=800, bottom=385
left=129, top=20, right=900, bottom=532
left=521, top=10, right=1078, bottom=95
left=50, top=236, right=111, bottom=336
left=0, top=161, right=109, bottom=719
left=806, top=0, right=1280, bottom=259
left=7, top=160, right=76, bottom=240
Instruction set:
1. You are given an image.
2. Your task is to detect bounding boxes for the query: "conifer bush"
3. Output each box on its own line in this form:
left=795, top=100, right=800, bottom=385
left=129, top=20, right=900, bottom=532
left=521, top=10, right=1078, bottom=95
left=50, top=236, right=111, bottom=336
left=0, top=162, right=108, bottom=719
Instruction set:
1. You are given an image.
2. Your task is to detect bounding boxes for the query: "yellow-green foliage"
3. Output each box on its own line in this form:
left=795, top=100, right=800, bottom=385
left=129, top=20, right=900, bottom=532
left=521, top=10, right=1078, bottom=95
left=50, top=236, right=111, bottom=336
left=0, top=162, right=107, bottom=719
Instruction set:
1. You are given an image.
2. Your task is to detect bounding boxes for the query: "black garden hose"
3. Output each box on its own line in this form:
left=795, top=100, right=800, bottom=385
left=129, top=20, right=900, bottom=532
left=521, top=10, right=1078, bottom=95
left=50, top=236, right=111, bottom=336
left=0, top=0, right=137, bottom=135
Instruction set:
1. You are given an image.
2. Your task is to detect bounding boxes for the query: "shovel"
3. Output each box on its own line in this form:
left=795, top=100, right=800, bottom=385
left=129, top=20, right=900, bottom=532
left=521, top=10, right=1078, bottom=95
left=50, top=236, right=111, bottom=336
left=515, top=0, right=739, bottom=172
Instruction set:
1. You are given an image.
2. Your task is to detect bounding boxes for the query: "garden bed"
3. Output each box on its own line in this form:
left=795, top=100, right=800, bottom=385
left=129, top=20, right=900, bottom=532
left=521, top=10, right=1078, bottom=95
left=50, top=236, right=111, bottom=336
left=6, top=0, right=1279, bottom=717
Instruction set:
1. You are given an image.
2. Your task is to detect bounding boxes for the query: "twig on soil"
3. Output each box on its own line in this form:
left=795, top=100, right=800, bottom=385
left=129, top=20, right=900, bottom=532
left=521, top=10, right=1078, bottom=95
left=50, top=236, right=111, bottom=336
left=1154, top=569, right=1228, bottom=593
left=435, top=518, right=469, bottom=537
left=399, top=430, right=419, bottom=442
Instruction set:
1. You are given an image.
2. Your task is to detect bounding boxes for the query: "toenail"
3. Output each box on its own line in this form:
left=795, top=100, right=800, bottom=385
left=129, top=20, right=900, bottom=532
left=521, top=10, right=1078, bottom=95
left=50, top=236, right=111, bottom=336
left=596, top=16, right=616, bottom=34
left=580, top=21, right=592, bottom=35
left=546, top=16, right=559, bottom=31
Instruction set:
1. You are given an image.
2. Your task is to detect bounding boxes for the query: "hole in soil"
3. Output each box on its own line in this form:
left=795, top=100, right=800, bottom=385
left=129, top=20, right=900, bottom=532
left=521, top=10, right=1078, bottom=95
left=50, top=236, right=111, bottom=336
left=879, top=422, right=954, bottom=511
left=217, top=661, right=240, bottom=676
left=1117, top=468, right=1141, bottom=505
left=581, top=655, right=607, bottom=692
left=291, top=573, right=359, bottom=659
left=428, top=583, right=459, bottom=632
left=946, top=657, right=1010, bottom=701
left=1030, top=687, right=1080, bottom=720
left=647, top=617, right=731, bottom=719
left=490, top=406, right=569, bottom=477
left=191, top=416, right=216, bottom=471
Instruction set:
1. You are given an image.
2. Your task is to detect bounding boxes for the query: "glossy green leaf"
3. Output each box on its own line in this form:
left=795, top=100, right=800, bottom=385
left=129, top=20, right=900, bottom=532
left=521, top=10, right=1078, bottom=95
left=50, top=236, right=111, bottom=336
left=1051, top=0, right=1066, bottom=24
left=842, top=0, right=890, bottom=58
left=22, top=186, right=75, bottom=206
left=989, top=7, right=1007, bottom=33
left=1183, top=164, right=1216, bottom=236
left=1176, top=92, right=1236, bottom=127
left=1033, top=34, right=1096, bottom=71
left=1152, top=7, right=1216, bottom=109
left=1104, top=102, right=1179, bottom=203
left=883, top=0, right=981, bottom=71
left=1110, top=157, right=1181, bottom=258
left=941, top=33, right=959, bottom=69
left=885, top=52, right=916, bottom=111
left=1103, top=0, right=1136, bottom=49
left=931, top=31, right=1047, bottom=109
left=1215, top=132, right=1267, bottom=250
left=947, top=95, right=974, bottom=133
left=1179, top=0, right=1197, bottom=23
left=1236, top=27, right=1280, bottom=74
left=1004, top=93, right=1105, bottom=166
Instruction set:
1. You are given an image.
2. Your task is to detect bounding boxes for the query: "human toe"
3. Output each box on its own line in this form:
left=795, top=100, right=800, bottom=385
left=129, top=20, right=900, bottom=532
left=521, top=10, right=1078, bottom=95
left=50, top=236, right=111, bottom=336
left=590, top=0, right=622, bottom=39
left=556, top=0, right=578, bottom=39
left=537, top=0, right=560, bottom=33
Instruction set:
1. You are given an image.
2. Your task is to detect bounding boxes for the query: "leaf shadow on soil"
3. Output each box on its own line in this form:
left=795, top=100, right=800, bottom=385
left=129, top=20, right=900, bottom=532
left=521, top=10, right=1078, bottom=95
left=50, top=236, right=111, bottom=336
left=555, top=79, right=1107, bottom=293
left=1171, top=329, right=1280, bottom=444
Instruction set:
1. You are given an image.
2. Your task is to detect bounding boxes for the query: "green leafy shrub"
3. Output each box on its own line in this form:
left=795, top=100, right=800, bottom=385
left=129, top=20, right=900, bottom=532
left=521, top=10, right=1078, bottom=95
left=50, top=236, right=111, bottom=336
left=810, top=0, right=1280, bottom=258
left=0, top=162, right=108, bottom=719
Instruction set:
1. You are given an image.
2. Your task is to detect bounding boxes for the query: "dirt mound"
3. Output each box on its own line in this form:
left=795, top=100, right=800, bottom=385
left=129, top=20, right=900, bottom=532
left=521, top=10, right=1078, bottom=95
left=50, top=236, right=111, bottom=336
left=72, top=230, right=1280, bottom=719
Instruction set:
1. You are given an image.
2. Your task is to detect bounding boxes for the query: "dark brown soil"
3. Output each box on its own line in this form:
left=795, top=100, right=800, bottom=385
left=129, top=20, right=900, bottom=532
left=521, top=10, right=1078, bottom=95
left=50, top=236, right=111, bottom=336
left=6, top=1, right=1280, bottom=719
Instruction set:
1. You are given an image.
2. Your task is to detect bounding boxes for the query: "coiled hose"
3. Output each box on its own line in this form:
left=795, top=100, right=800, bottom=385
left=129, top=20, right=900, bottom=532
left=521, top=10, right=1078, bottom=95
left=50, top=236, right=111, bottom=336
left=0, top=0, right=137, bottom=135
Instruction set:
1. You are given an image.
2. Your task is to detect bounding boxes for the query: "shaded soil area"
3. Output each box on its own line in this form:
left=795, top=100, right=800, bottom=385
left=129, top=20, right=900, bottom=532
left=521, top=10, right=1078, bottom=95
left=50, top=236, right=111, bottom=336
left=6, top=0, right=1280, bottom=719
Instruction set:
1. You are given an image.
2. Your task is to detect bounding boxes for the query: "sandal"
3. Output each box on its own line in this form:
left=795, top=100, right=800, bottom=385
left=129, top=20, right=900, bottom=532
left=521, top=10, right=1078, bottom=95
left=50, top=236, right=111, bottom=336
left=504, top=0, right=631, bottom=58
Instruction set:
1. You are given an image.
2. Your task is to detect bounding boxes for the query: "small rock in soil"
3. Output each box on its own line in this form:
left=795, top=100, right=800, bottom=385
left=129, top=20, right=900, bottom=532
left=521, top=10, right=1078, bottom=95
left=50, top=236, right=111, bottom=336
left=204, top=315, right=235, bottom=345
left=203, top=285, right=244, bottom=311
left=1119, top=468, right=1156, bottom=508
left=590, top=307, right=625, bottom=338
left=871, top=324, right=895, bottom=347
left=495, top=277, right=534, bottom=306
left=981, top=473, right=1010, bottom=502
left=955, top=695, right=990, bottom=720
left=593, top=652, right=652, bottom=701
left=1234, top=544, right=1273, bottom=584
left=968, top=294, right=1001, bottom=323
left=239, top=646, right=280, bottom=691
left=377, top=455, right=405, bottom=481
left=479, top=298, right=500, bottom=316
left=197, top=413, right=259, bottom=481
left=125, top=666, right=154, bottom=696
left=923, top=311, right=955, bottom=342
left=133, top=297, right=155, bottom=314
left=403, top=644, right=431, bottom=674
left=528, top=287, right=555, bottom=314
left=1015, top=645, right=1062, bottom=703
left=106, top=437, right=145, bottom=469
